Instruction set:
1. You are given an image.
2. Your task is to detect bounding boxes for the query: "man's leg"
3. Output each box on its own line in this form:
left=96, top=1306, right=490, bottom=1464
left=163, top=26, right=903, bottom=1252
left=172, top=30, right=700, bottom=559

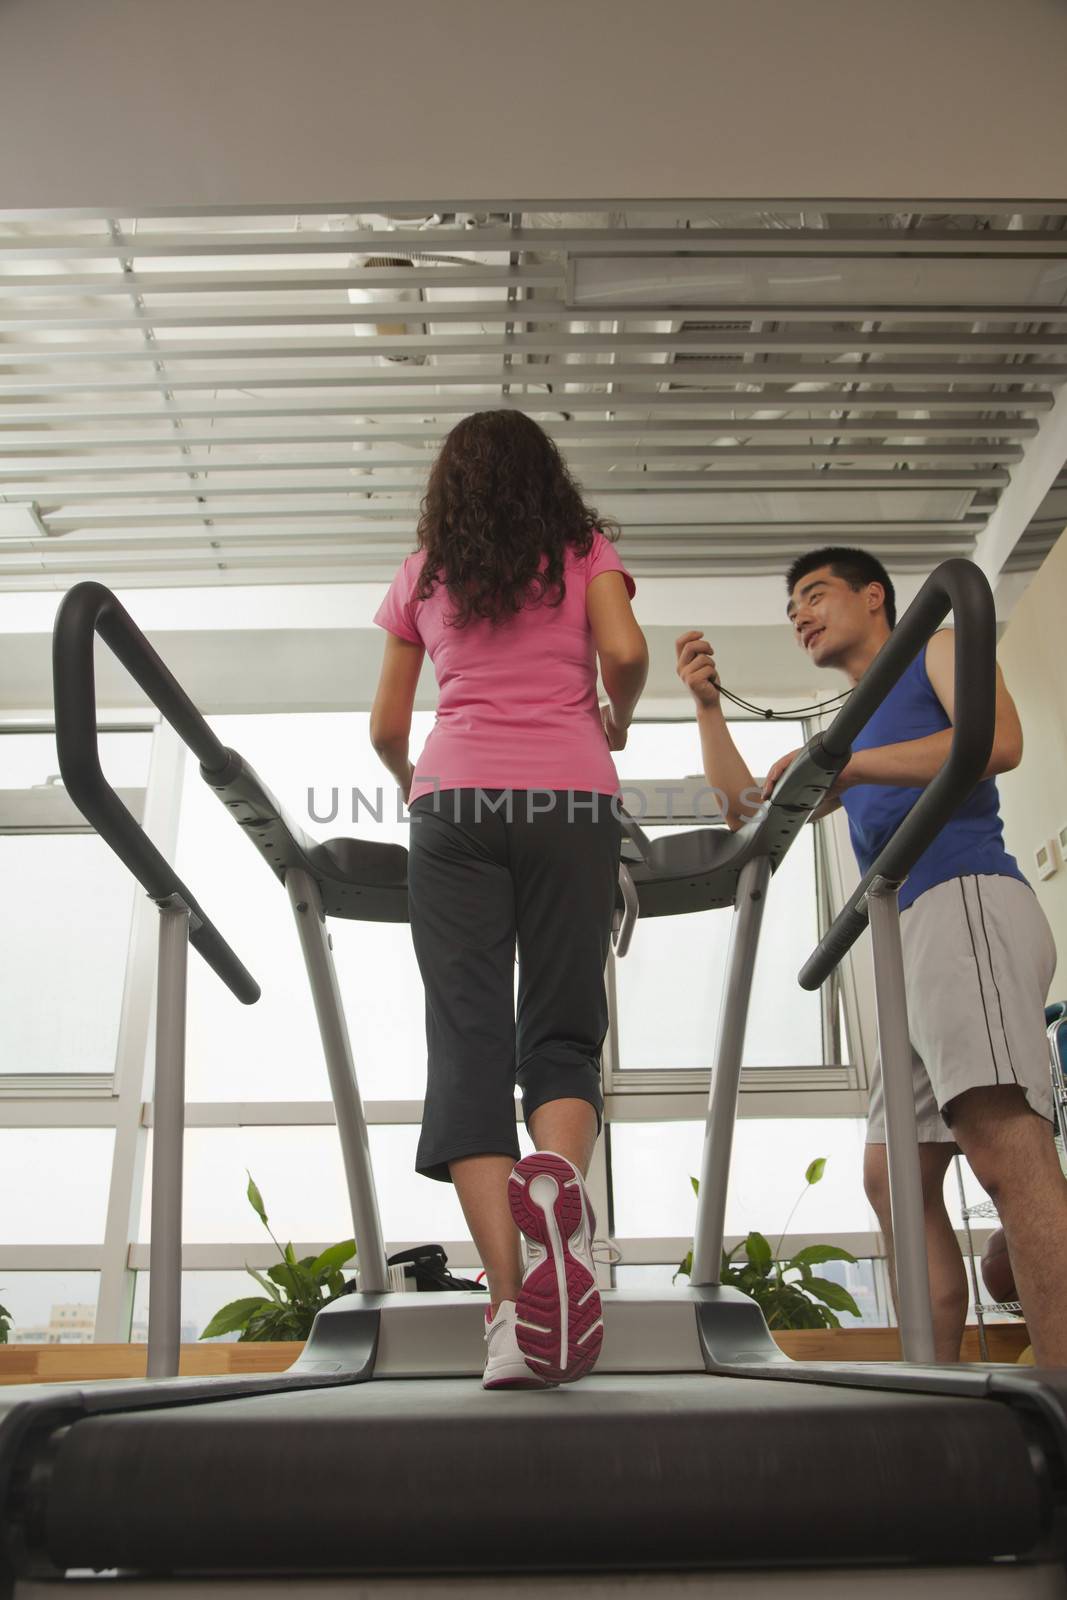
left=948, top=1085, right=1067, bottom=1367
left=864, top=1141, right=967, bottom=1362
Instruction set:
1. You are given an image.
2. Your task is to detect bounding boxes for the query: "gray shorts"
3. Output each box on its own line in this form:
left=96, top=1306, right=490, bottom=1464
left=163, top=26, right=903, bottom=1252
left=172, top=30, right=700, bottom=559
left=866, top=874, right=1056, bottom=1145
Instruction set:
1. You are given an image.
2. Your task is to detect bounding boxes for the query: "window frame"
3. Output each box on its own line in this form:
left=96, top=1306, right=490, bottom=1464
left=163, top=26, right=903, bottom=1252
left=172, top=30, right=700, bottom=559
left=0, top=707, right=883, bottom=1341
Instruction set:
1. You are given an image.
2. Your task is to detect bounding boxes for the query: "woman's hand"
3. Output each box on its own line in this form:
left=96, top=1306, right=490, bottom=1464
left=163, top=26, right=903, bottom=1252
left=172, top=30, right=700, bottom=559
left=600, top=702, right=629, bottom=752
left=675, top=631, right=721, bottom=708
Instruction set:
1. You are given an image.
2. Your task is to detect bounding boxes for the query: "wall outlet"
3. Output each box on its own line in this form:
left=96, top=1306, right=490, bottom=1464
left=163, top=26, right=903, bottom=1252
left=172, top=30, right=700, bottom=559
left=1035, top=839, right=1058, bottom=880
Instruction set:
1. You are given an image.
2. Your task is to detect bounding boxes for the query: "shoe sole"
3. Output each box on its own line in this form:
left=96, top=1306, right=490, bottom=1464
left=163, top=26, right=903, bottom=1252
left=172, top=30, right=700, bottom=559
left=483, top=1370, right=552, bottom=1391
left=508, top=1152, right=603, bottom=1384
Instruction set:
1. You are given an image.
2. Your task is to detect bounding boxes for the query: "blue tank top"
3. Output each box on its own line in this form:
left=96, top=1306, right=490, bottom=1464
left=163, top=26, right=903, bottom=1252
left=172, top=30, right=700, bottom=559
left=840, top=638, right=1026, bottom=912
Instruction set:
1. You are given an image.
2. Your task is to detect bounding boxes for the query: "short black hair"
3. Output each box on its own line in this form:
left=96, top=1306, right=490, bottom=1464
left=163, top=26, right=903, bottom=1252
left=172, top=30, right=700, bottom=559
left=785, top=546, right=896, bottom=630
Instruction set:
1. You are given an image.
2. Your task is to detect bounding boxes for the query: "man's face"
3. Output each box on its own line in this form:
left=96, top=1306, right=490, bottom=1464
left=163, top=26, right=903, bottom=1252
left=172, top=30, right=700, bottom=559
left=786, top=565, right=883, bottom=669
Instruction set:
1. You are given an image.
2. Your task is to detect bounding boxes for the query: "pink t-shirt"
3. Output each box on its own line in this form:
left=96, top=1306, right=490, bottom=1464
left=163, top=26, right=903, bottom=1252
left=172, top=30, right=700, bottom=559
left=374, top=531, right=636, bottom=803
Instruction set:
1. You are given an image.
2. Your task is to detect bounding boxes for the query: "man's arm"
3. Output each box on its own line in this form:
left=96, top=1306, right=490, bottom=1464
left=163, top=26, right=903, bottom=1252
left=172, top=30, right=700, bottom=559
left=842, top=630, right=1023, bottom=790
left=675, top=631, right=762, bottom=829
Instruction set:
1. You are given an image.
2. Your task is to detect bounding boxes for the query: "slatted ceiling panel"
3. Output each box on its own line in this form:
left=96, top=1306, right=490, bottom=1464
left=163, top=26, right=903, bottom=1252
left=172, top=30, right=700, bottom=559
left=1, top=205, right=1066, bottom=590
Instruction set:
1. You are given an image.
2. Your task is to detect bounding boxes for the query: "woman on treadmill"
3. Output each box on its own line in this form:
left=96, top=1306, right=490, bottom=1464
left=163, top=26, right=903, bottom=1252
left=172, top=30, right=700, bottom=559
left=370, top=410, right=648, bottom=1387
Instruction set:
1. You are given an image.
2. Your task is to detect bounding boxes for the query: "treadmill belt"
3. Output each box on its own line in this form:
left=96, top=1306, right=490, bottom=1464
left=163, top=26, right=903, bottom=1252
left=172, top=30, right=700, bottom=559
left=37, top=1376, right=1045, bottom=1575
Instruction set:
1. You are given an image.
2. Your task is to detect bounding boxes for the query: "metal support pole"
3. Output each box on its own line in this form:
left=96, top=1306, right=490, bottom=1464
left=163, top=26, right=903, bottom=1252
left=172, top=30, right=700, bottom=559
left=147, top=896, right=190, bottom=1378
left=690, top=855, right=771, bottom=1285
left=286, top=867, right=390, bottom=1293
left=867, top=878, right=936, bottom=1364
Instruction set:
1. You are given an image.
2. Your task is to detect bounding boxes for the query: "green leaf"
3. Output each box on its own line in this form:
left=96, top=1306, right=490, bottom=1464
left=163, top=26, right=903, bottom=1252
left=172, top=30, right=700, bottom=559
left=308, top=1240, right=357, bottom=1280
left=245, top=1172, right=268, bottom=1226
left=200, top=1296, right=273, bottom=1340
left=804, top=1276, right=861, bottom=1317
left=805, top=1157, right=827, bottom=1186
left=267, top=1261, right=321, bottom=1306
left=245, top=1265, right=283, bottom=1303
left=240, top=1306, right=307, bottom=1342
left=743, top=1231, right=773, bottom=1273
left=673, top=1249, right=693, bottom=1282
left=788, top=1244, right=858, bottom=1269
left=689, top=1175, right=700, bottom=1196
left=266, top=1262, right=307, bottom=1300
left=283, top=1241, right=297, bottom=1267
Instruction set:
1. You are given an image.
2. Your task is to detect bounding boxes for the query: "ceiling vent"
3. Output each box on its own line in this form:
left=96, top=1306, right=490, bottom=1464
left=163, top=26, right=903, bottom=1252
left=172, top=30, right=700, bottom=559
left=670, top=319, right=755, bottom=375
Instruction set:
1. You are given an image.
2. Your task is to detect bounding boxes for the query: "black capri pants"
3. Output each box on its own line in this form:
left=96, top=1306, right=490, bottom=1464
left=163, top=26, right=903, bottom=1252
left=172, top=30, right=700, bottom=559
left=407, top=789, right=622, bottom=1182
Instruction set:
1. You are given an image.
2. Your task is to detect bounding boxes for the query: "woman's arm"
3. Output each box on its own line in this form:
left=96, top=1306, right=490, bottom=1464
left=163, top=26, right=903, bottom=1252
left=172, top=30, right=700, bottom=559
left=370, top=633, right=425, bottom=800
left=587, top=570, right=649, bottom=742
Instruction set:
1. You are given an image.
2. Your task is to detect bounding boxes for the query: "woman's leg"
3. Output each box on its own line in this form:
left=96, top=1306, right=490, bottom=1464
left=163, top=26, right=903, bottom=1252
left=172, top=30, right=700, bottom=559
left=529, top=1097, right=599, bottom=1176
left=451, top=1100, right=598, bottom=1312
left=513, top=791, right=620, bottom=1151
left=450, top=1153, right=523, bottom=1313
left=407, top=792, right=524, bottom=1315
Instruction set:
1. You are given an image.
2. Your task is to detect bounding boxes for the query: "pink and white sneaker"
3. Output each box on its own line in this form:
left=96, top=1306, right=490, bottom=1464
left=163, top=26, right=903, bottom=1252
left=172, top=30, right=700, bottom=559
left=482, top=1299, right=553, bottom=1390
left=507, top=1151, right=604, bottom=1384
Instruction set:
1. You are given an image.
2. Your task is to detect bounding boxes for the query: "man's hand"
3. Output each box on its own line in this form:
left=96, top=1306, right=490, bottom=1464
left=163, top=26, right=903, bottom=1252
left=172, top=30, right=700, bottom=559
left=761, top=747, right=853, bottom=802
left=761, top=748, right=802, bottom=801
left=675, top=631, right=721, bottom=708
left=601, top=702, right=628, bottom=751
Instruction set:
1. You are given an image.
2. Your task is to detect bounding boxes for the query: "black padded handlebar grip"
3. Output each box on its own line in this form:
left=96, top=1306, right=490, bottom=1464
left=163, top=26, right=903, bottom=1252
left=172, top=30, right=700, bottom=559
left=52, top=581, right=260, bottom=1004
left=799, top=559, right=996, bottom=992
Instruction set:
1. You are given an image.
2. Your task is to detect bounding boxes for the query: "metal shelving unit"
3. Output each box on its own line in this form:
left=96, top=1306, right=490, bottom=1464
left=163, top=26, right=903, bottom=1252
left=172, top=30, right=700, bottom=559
left=959, top=1009, right=1067, bottom=1361
left=956, top=1178, right=1022, bottom=1362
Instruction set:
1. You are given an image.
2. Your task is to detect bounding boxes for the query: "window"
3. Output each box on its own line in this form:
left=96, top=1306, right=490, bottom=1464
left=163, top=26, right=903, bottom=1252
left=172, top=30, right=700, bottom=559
left=0, top=1273, right=100, bottom=1344
left=0, top=838, right=137, bottom=1078
left=612, top=718, right=826, bottom=1075
left=139, top=1123, right=532, bottom=1246
left=609, top=1118, right=876, bottom=1240
left=613, top=1259, right=889, bottom=1327
left=132, top=1272, right=254, bottom=1344
left=0, top=706, right=871, bottom=1344
left=0, top=729, right=151, bottom=1082
left=175, top=712, right=434, bottom=1101
left=0, top=1130, right=115, bottom=1243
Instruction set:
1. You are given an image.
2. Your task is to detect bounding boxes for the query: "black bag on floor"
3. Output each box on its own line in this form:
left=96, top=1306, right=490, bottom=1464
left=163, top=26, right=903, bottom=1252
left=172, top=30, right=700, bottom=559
left=386, top=1244, right=487, bottom=1293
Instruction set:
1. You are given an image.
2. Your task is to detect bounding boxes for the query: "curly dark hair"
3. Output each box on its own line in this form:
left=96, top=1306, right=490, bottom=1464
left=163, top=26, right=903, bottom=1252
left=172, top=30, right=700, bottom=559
left=413, top=410, right=618, bottom=626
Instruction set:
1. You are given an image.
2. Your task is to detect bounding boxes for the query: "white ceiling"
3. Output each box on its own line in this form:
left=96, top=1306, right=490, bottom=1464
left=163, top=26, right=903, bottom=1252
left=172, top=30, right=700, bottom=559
left=1, top=202, right=1066, bottom=596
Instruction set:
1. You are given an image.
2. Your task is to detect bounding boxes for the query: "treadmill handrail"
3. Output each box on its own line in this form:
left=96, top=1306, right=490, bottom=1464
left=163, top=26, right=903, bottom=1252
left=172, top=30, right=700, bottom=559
left=52, top=580, right=260, bottom=1004
left=799, top=558, right=996, bottom=992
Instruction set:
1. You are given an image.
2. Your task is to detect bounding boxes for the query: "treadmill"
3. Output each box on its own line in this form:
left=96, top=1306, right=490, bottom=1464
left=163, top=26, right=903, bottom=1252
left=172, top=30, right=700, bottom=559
left=2, top=560, right=1066, bottom=1596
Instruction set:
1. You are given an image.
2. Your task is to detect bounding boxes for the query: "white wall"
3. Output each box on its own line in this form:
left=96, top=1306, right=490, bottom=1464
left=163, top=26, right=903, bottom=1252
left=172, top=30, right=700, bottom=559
left=998, top=530, right=1067, bottom=992
left=4, top=0, right=1067, bottom=208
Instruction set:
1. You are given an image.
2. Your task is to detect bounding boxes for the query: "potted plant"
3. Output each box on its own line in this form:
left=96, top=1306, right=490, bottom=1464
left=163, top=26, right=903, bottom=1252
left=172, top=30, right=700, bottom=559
left=0, top=1298, right=10, bottom=1345
left=676, top=1158, right=861, bottom=1330
left=201, top=1174, right=356, bottom=1343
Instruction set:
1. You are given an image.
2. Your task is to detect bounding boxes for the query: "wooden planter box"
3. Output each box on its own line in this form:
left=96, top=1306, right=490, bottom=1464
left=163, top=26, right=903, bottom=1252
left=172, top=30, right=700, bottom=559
left=0, top=1323, right=1030, bottom=1386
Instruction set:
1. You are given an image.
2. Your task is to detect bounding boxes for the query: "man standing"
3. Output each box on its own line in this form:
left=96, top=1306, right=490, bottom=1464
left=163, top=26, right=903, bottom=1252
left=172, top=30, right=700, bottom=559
left=676, top=546, right=1067, bottom=1365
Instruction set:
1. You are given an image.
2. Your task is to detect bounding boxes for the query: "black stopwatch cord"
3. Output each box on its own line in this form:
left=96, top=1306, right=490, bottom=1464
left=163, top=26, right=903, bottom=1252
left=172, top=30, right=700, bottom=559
left=716, top=683, right=853, bottom=721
